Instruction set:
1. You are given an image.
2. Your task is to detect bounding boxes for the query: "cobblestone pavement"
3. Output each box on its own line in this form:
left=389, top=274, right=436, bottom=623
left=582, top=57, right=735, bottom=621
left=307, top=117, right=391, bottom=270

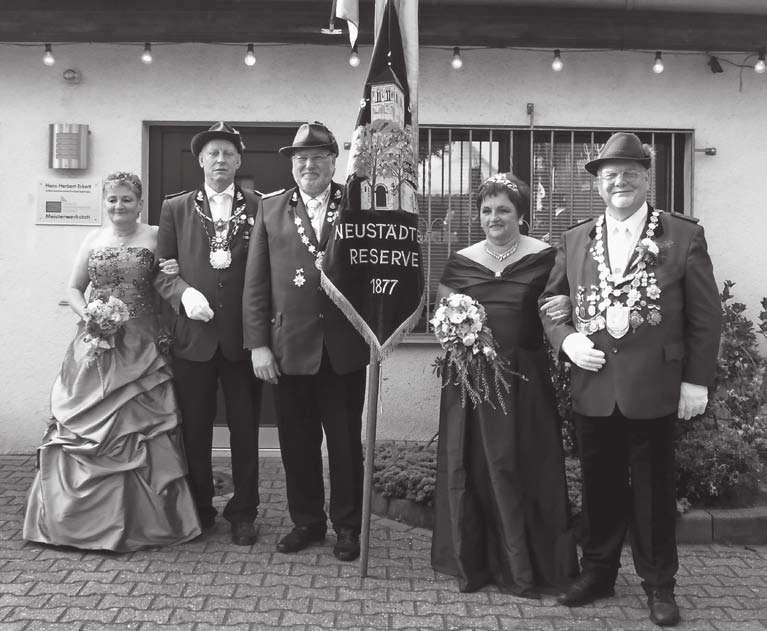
left=1, top=454, right=766, bottom=630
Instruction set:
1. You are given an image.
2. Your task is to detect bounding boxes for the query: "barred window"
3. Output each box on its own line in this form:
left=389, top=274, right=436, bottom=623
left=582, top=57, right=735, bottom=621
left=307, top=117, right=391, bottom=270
left=413, top=126, right=693, bottom=335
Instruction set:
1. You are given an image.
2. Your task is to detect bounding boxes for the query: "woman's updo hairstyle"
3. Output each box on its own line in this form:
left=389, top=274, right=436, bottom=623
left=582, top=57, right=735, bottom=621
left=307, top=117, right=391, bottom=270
left=475, top=173, right=531, bottom=234
left=103, top=172, right=143, bottom=200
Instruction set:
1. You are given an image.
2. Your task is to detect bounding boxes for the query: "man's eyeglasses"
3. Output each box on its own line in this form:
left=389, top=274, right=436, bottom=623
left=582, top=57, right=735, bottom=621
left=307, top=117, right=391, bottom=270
left=597, top=169, right=646, bottom=183
left=292, top=153, right=333, bottom=164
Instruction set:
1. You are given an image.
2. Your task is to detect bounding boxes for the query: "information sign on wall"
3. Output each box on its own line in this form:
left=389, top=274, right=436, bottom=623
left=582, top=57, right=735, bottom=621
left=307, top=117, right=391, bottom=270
left=36, top=180, right=101, bottom=225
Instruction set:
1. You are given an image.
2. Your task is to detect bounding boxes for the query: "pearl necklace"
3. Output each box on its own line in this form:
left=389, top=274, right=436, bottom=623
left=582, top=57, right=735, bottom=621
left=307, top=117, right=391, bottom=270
left=483, top=239, right=520, bottom=261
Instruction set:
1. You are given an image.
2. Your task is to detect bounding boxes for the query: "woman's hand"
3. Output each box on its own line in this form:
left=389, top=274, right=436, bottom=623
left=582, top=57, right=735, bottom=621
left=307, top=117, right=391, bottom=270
left=158, top=258, right=179, bottom=276
left=540, top=294, right=570, bottom=323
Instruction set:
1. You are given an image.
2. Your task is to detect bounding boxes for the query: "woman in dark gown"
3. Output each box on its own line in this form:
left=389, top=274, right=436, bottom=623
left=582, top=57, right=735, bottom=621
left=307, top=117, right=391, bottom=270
left=431, top=173, right=578, bottom=596
left=23, top=172, right=201, bottom=551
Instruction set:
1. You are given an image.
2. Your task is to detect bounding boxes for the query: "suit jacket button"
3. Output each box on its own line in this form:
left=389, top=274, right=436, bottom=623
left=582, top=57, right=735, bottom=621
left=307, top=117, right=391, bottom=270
left=218, top=304, right=224, bottom=310
left=318, top=313, right=324, bottom=319
left=612, top=347, right=619, bottom=354
left=218, top=281, right=224, bottom=288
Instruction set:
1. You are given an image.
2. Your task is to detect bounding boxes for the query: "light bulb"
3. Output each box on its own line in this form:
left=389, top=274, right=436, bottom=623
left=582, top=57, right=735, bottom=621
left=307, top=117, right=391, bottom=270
left=244, top=44, right=256, bottom=67
left=551, top=49, right=564, bottom=72
left=652, top=51, right=664, bottom=74
left=755, top=52, right=766, bottom=74
left=141, top=43, right=153, bottom=65
left=450, top=47, right=463, bottom=70
left=43, top=44, right=55, bottom=66
left=348, top=44, right=360, bottom=68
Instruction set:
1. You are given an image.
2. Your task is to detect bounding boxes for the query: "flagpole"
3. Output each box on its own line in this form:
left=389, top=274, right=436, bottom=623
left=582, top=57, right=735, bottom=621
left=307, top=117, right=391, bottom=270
left=359, top=351, right=381, bottom=577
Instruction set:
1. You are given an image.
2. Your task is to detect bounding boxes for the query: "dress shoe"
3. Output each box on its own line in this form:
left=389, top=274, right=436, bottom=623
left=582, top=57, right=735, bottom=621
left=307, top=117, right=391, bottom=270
left=647, top=587, right=680, bottom=627
left=333, top=529, right=360, bottom=562
left=276, top=525, right=326, bottom=553
left=556, top=572, right=615, bottom=607
left=230, top=521, right=258, bottom=546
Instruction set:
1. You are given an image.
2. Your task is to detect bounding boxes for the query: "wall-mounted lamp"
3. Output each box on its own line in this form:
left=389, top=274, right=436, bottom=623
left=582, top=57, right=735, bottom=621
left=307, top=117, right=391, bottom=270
left=43, top=43, right=55, bottom=66
left=141, top=43, right=153, bottom=65
left=652, top=51, right=664, bottom=74
left=755, top=51, right=766, bottom=74
left=694, top=147, right=717, bottom=156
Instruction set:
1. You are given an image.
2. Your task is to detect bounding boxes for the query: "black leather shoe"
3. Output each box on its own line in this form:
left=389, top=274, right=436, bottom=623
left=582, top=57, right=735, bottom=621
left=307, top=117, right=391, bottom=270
left=231, top=521, right=258, bottom=546
left=276, top=525, right=326, bottom=553
left=556, top=573, right=615, bottom=607
left=647, top=587, right=680, bottom=627
left=333, top=529, right=360, bottom=562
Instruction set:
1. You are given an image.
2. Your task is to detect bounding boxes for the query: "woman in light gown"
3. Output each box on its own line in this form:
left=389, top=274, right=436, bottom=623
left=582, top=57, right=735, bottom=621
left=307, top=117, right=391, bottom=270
left=430, top=173, right=578, bottom=596
left=23, top=172, right=201, bottom=551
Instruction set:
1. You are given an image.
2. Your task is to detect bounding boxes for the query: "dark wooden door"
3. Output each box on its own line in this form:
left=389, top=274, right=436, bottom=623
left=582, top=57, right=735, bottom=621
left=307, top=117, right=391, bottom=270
left=147, top=124, right=298, bottom=225
left=147, top=123, right=298, bottom=434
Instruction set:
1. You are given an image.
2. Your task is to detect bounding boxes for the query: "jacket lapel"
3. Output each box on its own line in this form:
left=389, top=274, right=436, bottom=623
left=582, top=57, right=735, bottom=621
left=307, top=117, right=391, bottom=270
left=624, top=204, right=656, bottom=274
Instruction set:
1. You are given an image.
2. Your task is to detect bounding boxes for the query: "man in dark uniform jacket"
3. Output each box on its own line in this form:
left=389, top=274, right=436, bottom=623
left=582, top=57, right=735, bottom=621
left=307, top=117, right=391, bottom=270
left=541, top=133, right=721, bottom=627
left=155, top=122, right=261, bottom=546
left=242, top=122, right=369, bottom=561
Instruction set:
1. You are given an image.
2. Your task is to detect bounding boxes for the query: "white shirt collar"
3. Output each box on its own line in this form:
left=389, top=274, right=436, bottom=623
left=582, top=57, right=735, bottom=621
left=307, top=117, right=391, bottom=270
left=605, top=202, right=648, bottom=238
left=204, top=182, right=235, bottom=200
left=299, top=184, right=332, bottom=209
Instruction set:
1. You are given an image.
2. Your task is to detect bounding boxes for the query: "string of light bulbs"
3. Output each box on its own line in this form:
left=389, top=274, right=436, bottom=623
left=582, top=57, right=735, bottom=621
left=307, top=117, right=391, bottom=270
left=28, top=42, right=767, bottom=77
left=442, top=45, right=766, bottom=76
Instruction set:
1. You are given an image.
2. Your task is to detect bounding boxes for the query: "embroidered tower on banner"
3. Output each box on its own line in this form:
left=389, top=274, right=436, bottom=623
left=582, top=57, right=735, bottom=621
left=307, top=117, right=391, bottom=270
left=320, top=0, right=424, bottom=359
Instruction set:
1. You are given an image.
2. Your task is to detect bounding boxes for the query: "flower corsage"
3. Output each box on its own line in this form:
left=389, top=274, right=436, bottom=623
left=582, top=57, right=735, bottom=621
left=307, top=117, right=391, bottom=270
left=82, top=295, right=130, bottom=353
left=430, top=293, right=519, bottom=413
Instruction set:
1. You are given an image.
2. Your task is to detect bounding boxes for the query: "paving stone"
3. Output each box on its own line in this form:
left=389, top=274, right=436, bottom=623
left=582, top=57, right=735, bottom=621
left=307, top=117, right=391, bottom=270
left=310, top=597, right=364, bottom=615
left=224, top=610, right=282, bottom=625
left=391, top=613, right=445, bottom=629
left=115, top=607, right=172, bottom=624
left=46, top=594, right=103, bottom=609
left=4, top=606, right=66, bottom=622
left=169, top=607, right=228, bottom=624
left=59, top=606, right=119, bottom=623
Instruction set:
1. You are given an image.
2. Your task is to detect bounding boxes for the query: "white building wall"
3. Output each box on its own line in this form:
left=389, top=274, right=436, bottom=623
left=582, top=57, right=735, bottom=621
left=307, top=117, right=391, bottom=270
left=0, top=43, right=765, bottom=452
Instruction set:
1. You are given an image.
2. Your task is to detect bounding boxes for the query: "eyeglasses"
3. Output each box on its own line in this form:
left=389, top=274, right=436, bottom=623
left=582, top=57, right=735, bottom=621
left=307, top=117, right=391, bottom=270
left=292, top=153, right=333, bottom=164
left=597, top=169, right=646, bottom=183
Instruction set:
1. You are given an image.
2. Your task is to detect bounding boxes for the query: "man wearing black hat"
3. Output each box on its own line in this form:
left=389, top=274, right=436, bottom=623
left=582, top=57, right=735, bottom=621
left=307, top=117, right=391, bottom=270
left=540, top=132, right=721, bottom=626
left=155, top=122, right=261, bottom=545
left=242, top=122, right=369, bottom=561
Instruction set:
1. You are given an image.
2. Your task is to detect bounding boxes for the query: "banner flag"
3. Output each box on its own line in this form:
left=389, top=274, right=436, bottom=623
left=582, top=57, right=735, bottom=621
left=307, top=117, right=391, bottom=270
left=320, top=0, right=423, bottom=360
left=335, top=0, right=359, bottom=47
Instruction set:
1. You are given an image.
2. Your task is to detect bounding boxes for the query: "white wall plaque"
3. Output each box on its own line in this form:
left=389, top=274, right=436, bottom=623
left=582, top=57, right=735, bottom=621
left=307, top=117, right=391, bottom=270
left=36, top=180, right=101, bottom=225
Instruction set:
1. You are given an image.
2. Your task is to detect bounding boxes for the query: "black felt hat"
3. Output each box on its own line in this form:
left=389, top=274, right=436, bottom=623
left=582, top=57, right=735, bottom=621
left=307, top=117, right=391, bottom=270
left=191, top=122, right=245, bottom=156
left=278, top=121, right=338, bottom=157
left=584, top=132, right=651, bottom=175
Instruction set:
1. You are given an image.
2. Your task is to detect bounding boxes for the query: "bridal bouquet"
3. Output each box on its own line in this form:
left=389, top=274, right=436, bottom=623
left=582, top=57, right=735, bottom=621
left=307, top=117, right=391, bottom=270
left=430, top=293, right=517, bottom=413
left=83, top=295, right=130, bottom=353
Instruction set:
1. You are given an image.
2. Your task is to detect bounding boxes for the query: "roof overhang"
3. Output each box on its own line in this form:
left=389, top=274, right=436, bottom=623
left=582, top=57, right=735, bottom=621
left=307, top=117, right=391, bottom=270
left=1, top=1, right=765, bottom=52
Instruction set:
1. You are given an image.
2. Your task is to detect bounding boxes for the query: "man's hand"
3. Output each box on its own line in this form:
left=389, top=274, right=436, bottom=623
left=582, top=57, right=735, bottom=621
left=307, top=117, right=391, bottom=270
left=540, top=294, right=571, bottom=324
left=561, top=333, right=606, bottom=372
left=181, top=287, right=214, bottom=322
left=678, top=382, right=708, bottom=420
left=251, top=346, right=281, bottom=384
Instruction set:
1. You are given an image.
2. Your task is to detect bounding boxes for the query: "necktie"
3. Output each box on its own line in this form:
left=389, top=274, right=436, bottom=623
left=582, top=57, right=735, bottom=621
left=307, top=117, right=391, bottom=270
left=307, top=198, right=323, bottom=236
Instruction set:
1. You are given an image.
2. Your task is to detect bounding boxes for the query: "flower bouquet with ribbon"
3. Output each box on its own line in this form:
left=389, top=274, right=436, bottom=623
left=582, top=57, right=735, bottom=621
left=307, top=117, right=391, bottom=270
left=430, top=293, right=518, bottom=413
left=82, top=295, right=130, bottom=353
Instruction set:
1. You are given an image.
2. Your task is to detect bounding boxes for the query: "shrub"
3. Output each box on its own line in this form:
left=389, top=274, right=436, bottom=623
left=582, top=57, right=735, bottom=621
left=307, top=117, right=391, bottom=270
left=373, top=440, right=437, bottom=507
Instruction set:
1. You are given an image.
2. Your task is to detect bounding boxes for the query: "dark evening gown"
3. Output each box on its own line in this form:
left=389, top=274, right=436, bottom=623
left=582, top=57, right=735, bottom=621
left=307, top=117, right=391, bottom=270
left=430, top=249, right=578, bottom=595
left=23, top=247, right=201, bottom=551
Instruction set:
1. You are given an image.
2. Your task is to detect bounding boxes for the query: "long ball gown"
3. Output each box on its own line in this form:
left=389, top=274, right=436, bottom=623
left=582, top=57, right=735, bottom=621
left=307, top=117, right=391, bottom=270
left=23, top=247, right=201, bottom=551
left=430, top=249, right=578, bottom=595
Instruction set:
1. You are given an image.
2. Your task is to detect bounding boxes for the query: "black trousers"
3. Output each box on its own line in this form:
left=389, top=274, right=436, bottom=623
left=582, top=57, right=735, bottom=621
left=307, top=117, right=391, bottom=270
left=275, top=351, right=366, bottom=533
left=173, top=349, right=261, bottom=524
left=574, top=409, right=678, bottom=589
